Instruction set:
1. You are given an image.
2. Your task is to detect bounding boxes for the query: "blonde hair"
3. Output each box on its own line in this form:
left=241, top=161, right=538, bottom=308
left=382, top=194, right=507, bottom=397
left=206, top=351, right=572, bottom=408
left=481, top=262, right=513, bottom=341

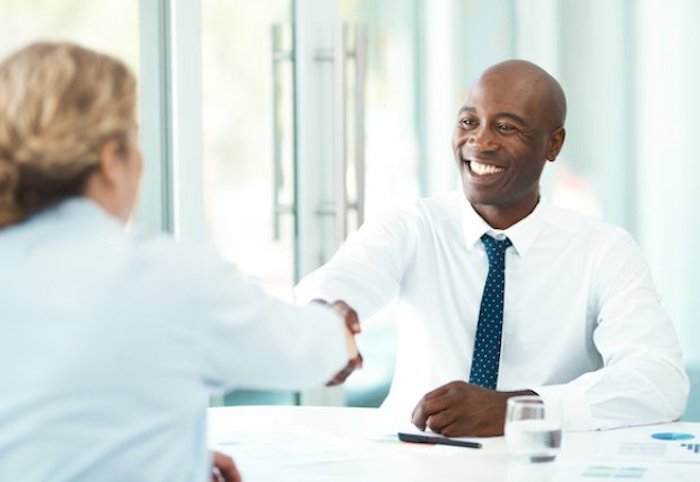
left=0, top=42, right=136, bottom=227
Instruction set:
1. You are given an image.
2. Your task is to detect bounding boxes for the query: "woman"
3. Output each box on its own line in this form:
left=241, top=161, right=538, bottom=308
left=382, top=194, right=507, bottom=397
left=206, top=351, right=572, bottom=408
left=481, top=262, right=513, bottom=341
left=0, top=42, right=360, bottom=482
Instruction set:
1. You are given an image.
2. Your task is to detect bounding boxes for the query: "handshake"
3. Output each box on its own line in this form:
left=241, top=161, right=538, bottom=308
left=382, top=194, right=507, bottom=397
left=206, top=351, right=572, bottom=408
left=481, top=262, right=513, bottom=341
left=313, top=299, right=364, bottom=386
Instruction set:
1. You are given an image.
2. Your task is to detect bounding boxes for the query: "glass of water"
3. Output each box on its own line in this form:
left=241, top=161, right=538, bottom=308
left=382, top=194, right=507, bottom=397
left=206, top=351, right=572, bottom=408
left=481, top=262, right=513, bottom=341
left=504, top=395, right=562, bottom=463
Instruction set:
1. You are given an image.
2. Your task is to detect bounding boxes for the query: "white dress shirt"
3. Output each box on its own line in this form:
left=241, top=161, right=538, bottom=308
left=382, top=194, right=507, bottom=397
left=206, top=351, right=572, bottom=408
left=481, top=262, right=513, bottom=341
left=0, top=198, right=346, bottom=482
left=296, top=190, right=689, bottom=430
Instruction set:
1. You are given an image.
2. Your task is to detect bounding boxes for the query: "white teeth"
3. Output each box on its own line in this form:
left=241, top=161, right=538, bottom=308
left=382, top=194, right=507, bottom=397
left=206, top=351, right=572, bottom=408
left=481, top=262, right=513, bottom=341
left=470, top=161, right=504, bottom=176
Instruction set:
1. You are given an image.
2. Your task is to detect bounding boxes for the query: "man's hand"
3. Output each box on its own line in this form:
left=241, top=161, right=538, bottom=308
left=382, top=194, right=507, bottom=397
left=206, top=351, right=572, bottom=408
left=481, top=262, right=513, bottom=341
left=312, top=299, right=363, bottom=386
left=328, top=299, right=361, bottom=338
left=211, top=451, right=241, bottom=482
left=411, top=381, right=536, bottom=437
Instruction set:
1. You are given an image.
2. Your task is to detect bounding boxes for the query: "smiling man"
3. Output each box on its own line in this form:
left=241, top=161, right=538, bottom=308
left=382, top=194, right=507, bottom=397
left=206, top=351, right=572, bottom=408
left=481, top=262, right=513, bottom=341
left=296, top=60, right=689, bottom=436
left=456, top=60, right=565, bottom=230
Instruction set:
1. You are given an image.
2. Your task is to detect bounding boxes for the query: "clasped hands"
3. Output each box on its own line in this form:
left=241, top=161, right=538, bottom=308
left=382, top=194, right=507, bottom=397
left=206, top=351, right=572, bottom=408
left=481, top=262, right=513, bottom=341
left=313, top=299, right=363, bottom=386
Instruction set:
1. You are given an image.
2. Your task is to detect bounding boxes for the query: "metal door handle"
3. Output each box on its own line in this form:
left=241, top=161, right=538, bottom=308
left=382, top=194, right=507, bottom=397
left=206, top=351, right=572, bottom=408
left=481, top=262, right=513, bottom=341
left=330, top=24, right=368, bottom=247
left=312, top=23, right=368, bottom=249
left=271, top=23, right=295, bottom=241
left=352, top=24, right=367, bottom=228
left=333, top=23, right=349, bottom=245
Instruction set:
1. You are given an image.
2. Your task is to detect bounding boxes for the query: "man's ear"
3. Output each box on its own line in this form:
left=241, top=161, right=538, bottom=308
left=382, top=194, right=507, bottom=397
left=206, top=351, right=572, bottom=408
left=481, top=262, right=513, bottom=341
left=96, top=139, right=123, bottom=186
left=546, top=127, right=566, bottom=162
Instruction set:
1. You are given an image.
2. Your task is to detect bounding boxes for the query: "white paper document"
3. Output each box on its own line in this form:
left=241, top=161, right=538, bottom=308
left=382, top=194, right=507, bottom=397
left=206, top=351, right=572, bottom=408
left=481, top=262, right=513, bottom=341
left=597, top=435, right=700, bottom=464
left=554, top=427, right=700, bottom=480
left=210, top=423, right=384, bottom=468
left=609, top=440, right=699, bottom=462
left=553, top=462, right=700, bottom=481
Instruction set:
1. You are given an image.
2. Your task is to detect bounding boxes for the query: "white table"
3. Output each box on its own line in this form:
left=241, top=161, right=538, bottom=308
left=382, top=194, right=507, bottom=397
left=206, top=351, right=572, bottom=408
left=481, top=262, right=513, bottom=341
left=207, top=406, right=700, bottom=482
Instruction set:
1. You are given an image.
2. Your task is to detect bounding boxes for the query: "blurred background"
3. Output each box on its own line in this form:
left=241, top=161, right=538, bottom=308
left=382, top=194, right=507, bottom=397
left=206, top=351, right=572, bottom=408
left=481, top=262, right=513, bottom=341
left=1, top=0, right=698, bottom=420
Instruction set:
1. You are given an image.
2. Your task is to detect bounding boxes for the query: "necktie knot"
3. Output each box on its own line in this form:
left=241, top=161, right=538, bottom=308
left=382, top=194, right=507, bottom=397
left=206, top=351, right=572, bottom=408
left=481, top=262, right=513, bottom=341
left=480, top=234, right=511, bottom=265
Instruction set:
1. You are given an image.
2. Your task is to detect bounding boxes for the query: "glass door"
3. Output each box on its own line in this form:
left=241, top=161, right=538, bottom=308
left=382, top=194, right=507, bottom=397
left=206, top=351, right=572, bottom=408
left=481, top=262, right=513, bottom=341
left=201, top=0, right=297, bottom=405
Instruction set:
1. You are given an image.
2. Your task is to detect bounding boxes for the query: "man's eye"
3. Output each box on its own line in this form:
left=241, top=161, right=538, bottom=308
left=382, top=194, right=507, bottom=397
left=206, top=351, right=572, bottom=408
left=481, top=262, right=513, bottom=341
left=496, top=123, right=515, bottom=133
left=460, top=118, right=477, bottom=128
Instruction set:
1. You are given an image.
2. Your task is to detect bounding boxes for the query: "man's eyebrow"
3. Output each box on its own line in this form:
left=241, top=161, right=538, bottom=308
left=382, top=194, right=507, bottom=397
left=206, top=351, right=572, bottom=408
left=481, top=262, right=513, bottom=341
left=498, top=112, right=528, bottom=125
left=457, top=106, right=475, bottom=115
left=457, top=106, right=529, bottom=126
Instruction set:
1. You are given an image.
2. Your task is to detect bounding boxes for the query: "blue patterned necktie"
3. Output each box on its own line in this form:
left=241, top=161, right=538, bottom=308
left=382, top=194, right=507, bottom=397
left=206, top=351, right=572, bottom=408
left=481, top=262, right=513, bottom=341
left=468, top=234, right=512, bottom=390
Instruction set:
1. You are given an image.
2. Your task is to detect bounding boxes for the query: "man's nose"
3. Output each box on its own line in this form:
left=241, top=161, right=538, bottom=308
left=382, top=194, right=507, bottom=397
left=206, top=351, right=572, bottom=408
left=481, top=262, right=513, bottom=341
left=467, top=124, right=497, bottom=150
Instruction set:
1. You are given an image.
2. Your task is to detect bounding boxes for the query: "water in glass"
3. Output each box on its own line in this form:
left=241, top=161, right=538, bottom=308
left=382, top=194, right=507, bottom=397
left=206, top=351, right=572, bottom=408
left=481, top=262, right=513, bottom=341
left=505, top=396, right=562, bottom=463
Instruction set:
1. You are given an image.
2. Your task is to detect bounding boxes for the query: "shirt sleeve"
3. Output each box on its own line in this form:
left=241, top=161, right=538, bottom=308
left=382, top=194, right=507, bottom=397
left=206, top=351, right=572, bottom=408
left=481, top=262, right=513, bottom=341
left=295, top=207, right=417, bottom=321
left=533, top=231, right=690, bottom=430
left=186, top=247, right=348, bottom=392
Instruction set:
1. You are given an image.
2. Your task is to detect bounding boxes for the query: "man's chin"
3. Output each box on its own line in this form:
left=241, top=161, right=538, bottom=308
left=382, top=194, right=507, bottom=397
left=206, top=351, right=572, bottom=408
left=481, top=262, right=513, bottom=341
left=461, top=186, right=496, bottom=207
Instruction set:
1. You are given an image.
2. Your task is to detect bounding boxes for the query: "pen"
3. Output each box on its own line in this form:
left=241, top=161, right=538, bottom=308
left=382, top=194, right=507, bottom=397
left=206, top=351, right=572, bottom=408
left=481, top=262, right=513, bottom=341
left=398, top=432, right=482, bottom=449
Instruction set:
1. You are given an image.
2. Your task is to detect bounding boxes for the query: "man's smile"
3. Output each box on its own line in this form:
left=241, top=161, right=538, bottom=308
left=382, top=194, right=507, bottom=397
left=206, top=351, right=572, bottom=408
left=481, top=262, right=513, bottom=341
left=468, top=160, right=506, bottom=176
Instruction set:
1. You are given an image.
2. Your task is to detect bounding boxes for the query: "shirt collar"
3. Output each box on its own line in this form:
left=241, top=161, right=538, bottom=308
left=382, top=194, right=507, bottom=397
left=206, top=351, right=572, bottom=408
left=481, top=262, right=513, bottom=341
left=461, top=195, right=549, bottom=257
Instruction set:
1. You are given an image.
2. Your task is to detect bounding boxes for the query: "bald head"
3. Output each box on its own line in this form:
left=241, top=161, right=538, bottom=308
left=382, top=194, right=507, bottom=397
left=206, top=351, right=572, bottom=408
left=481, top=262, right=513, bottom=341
left=476, top=60, right=566, bottom=130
